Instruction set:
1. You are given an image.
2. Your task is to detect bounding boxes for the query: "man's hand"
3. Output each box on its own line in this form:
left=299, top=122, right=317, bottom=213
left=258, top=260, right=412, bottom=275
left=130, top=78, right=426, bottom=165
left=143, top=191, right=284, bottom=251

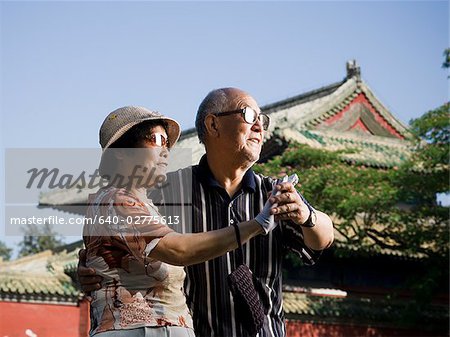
left=269, top=180, right=310, bottom=226
left=269, top=177, right=334, bottom=250
left=77, top=248, right=103, bottom=293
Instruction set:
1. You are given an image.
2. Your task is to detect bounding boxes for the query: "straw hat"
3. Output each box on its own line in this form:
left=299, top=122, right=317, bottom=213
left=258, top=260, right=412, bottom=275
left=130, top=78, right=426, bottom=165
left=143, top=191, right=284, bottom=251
left=98, top=106, right=181, bottom=176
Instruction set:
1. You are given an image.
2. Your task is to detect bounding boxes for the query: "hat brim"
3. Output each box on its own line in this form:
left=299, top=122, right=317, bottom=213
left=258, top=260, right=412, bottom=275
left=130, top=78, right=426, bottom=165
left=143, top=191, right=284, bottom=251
left=98, top=116, right=181, bottom=177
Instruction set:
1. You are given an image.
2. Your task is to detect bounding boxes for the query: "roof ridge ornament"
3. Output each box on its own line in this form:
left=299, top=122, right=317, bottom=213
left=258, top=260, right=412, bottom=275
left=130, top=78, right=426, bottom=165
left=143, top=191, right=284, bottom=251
left=346, top=60, right=361, bottom=81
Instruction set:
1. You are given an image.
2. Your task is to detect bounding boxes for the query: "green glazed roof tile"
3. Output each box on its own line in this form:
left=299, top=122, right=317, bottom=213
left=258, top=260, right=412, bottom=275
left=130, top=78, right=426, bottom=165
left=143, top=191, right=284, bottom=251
left=283, top=290, right=448, bottom=324
left=0, top=250, right=81, bottom=301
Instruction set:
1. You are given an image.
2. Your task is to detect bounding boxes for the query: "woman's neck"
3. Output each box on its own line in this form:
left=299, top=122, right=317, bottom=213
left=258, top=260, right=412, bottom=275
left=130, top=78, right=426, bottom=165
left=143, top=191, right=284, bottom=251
left=107, top=168, right=152, bottom=201
left=126, top=186, right=149, bottom=201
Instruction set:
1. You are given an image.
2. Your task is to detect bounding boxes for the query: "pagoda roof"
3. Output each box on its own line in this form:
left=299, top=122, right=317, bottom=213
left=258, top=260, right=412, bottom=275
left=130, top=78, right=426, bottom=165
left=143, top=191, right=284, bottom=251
left=0, top=249, right=81, bottom=304
left=262, top=77, right=410, bottom=139
left=175, top=60, right=413, bottom=168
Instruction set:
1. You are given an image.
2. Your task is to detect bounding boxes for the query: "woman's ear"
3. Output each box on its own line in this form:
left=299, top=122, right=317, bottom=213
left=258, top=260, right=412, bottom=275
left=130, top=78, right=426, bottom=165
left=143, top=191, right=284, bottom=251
left=204, top=114, right=219, bottom=138
left=114, top=148, right=124, bottom=160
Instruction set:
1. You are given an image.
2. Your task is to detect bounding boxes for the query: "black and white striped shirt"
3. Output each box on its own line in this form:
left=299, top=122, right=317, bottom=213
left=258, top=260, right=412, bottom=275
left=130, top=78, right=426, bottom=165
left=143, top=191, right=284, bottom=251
left=149, top=155, right=321, bottom=337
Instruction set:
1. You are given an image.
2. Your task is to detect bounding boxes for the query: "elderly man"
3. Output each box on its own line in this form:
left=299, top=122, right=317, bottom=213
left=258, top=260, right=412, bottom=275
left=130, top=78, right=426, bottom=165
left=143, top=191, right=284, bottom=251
left=79, top=88, right=334, bottom=337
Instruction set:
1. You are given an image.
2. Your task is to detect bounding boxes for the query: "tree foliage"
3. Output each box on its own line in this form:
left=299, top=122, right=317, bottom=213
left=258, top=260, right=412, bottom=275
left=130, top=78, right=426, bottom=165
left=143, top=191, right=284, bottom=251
left=408, top=102, right=449, bottom=173
left=443, top=48, right=450, bottom=69
left=254, top=103, right=449, bottom=261
left=18, top=222, right=64, bottom=257
left=0, top=241, right=12, bottom=261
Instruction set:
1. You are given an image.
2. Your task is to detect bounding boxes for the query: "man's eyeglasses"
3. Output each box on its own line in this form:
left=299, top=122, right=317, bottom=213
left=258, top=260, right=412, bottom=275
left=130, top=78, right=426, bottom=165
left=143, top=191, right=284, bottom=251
left=213, top=107, right=270, bottom=130
left=144, top=133, right=170, bottom=148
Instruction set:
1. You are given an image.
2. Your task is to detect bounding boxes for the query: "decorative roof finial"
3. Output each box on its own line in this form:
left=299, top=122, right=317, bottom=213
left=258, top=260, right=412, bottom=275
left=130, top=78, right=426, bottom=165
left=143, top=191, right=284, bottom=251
left=346, top=60, right=361, bottom=81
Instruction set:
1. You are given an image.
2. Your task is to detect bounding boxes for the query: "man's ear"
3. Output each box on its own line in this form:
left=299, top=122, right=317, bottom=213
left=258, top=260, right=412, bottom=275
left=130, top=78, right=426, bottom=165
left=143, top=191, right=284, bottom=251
left=204, top=114, right=219, bottom=138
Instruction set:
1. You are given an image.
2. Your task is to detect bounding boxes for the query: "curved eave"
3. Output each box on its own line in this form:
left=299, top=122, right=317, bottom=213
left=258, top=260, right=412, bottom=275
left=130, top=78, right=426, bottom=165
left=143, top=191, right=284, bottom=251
left=261, top=80, right=346, bottom=115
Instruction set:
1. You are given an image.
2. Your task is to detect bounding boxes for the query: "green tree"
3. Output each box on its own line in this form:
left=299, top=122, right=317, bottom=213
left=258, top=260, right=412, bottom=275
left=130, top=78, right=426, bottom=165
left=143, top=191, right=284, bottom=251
left=257, top=103, right=450, bottom=258
left=255, top=102, right=449, bottom=259
left=0, top=241, right=12, bottom=261
left=443, top=48, right=450, bottom=69
left=254, top=102, right=449, bottom=322
left=18, top=222, right=64, bottom=257
left=255, top=144, right=404, bottom=256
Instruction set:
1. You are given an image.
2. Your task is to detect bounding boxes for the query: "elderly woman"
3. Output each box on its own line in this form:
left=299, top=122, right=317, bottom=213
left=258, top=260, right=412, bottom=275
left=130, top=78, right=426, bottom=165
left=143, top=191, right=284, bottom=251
left=83, top=106, right=275, bottom=337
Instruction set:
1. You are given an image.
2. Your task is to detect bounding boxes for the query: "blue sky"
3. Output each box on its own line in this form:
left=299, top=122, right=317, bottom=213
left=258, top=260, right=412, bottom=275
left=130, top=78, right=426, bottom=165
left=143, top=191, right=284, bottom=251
left=1, top=1, right=448, bottom=257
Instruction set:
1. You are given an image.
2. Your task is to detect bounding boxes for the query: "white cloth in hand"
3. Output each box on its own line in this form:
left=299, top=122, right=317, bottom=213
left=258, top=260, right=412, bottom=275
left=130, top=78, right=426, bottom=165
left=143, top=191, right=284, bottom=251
left=255, top=174, right=299, bottom=234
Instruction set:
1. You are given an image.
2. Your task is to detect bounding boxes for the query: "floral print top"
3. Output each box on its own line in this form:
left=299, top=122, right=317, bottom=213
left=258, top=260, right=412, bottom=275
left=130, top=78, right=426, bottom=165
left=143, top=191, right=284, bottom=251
left=83, top=187, right=193, bottom=336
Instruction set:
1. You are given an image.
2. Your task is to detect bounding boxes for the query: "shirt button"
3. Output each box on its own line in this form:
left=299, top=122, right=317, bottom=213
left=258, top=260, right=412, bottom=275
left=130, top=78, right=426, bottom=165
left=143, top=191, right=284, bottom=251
left=230, top=219, right=235, bottom=224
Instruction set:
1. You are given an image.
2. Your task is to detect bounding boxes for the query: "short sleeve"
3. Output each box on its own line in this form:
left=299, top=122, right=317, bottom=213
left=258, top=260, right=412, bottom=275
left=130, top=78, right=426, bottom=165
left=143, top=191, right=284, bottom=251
left=108, top=189, right=174, bottom=261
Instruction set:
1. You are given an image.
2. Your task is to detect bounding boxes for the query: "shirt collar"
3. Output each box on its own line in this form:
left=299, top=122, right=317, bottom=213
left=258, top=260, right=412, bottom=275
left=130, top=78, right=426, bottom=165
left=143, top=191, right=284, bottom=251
left=197, top=155, right=256, bottom=193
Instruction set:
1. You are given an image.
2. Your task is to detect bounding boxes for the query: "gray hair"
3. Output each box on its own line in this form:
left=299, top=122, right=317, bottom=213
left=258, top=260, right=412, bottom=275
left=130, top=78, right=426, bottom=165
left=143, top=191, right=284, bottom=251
left=195, top=88, right=230, bottom=144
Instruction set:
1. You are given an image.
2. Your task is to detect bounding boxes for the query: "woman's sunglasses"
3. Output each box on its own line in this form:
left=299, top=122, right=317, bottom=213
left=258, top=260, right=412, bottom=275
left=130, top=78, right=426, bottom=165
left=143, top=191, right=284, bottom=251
left=144, top=133, right=170, bottom=148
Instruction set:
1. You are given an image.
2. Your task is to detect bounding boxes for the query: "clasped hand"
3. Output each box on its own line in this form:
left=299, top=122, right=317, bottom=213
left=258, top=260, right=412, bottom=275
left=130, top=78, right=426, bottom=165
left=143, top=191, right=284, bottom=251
left=255, top=174, right=309, bottom=233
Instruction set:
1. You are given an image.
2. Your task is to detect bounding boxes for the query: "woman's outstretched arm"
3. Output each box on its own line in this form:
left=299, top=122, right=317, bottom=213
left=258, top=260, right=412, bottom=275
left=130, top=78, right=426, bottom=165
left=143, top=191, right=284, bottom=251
left=149, top=219, right=264, bottom=266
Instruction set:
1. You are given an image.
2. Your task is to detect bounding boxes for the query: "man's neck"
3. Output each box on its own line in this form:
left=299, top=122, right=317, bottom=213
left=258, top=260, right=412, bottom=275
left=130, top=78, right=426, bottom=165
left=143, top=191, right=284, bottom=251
left=206, top=155, right=252, bottom=197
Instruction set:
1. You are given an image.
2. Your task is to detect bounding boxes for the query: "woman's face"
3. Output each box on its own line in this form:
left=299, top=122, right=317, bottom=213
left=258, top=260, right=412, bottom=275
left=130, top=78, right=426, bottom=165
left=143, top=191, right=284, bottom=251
left=123, top=125, right=170, bottom=189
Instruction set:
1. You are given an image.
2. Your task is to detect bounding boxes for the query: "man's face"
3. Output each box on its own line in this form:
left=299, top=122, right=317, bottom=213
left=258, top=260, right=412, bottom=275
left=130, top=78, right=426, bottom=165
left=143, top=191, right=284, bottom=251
left=214, top=91, right=265, bottom=165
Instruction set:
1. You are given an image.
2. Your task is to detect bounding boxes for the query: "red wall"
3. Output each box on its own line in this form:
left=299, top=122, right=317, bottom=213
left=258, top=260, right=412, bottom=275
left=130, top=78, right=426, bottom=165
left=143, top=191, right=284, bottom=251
left=286, top=320, right=441, bottom=337
left=0, top=300, right=89, bottom=337
left=0, top=302, right=440, bottom=337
